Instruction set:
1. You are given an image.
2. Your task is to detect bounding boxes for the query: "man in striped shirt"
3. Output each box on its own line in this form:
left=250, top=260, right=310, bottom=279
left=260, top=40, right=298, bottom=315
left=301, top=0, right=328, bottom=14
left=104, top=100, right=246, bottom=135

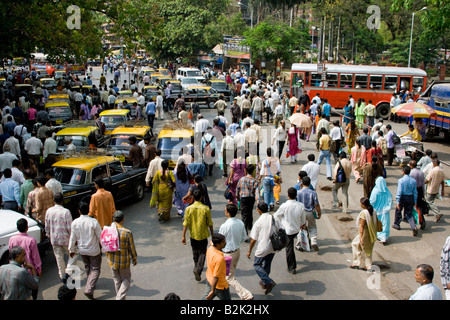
left=105, top=211, right=137, bottom=300
left=236, top=164, right=260, bottom=238
left=45, top=193, right=77, bottom=281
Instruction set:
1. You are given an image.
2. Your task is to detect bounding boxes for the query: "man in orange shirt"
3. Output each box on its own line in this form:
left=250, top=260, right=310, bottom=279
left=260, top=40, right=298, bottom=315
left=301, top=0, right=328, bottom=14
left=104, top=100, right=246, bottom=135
left=89, top=178, right=116, bottom=229
left=204, top=233, right=231, bottom=300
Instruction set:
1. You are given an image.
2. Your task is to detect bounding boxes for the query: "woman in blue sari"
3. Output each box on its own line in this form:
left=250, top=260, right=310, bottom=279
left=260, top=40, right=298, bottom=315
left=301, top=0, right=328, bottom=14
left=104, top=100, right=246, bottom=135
left=369, top=176, right=392, bottom=244
left=173, top=161, right=192, bottom=217
left=343, top=100, right=354, bottom=127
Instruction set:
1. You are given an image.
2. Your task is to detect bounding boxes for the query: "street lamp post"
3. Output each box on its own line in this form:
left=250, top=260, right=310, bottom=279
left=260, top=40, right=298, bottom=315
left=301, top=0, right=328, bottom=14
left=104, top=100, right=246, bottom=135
left=311, top=26, right=316, bottom=63
left=408, top=6, right=427, bottom=68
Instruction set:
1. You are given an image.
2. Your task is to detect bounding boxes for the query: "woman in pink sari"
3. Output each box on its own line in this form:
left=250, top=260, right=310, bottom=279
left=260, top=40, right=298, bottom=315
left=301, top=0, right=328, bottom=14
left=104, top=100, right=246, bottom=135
left=226, top=156, right=247, bottom=205
left=287, top=124, right=302, bottom=163
left=351, top=139, right=366, bottom=183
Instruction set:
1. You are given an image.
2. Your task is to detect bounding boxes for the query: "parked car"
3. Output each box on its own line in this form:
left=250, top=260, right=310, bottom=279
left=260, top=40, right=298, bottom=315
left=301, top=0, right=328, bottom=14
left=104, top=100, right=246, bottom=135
left=206, top=79, right=232, bottom=101
left=182, top=86, right=221, bottom=109
left=0, top=209, right=50, bottom=265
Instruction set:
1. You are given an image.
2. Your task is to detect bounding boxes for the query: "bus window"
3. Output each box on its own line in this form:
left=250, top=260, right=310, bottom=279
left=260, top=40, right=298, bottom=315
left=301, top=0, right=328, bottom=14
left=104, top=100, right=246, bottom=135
left=355, top=74, right=368, bottom=89
left=384, top=76, right=397, bottom=91
left=369, top=75, right=383, bottom=90
left=305, top=72, right=310, bottom=86
left=311, top=73, right=321, bottom=87
left=412, top=77, right=424, bottom=93
left=339, top=74, right=353, bottom=88
left=326, top=73, right=338, bottom=87
left=399, top=77, right=411, bottom=91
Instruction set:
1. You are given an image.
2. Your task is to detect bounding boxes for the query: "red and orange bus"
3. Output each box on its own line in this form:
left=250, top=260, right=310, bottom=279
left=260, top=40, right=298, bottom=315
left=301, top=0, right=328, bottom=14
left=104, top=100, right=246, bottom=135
left=290, top=63, right=427, bottom=119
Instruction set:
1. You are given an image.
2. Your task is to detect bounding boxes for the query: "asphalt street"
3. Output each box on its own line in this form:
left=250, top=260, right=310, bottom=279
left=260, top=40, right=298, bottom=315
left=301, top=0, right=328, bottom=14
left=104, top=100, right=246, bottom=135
left=36, top=66, right=450, bottom=301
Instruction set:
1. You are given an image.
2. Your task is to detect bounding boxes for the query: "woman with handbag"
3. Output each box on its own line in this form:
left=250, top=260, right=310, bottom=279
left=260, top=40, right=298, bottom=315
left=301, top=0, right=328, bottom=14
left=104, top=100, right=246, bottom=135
left=150, top=160, right=176, bottom=221
left=369, top=176, right=392, bottom=245
left=350, top=197, right=380, bottom=271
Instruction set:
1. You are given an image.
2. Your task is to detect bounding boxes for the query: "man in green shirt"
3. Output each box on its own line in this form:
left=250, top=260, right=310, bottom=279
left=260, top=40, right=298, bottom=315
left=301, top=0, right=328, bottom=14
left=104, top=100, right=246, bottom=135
left=182, top=189, right=214, bottom=282
left=20, top=170, right=35, bottom=211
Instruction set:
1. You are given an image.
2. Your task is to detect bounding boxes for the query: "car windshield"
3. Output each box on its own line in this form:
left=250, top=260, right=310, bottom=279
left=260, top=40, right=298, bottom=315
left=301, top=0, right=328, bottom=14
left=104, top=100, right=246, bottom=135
left=183, top=78, right=199, bottom=84
left=171, top=83, right=182, bottom=91
left=109, top=135, right=143, bottom=148
left=54, top=167, right=87, bottom=185
left=56, top=135, right=88, bottom=147
left=47, top=106, right=71, bottom=115
left=101, top=115, right=125, bottom=126
left=186, top=70, right=201, bottom=77
left=157, top=137, right=189, bottom=159
left=212, top=82, right=227, bottom=89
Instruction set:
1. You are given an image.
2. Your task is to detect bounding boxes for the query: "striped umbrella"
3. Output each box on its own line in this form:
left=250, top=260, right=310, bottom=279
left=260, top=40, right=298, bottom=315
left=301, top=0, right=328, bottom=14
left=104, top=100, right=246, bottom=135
left=391, top=102, right=437, bottom=118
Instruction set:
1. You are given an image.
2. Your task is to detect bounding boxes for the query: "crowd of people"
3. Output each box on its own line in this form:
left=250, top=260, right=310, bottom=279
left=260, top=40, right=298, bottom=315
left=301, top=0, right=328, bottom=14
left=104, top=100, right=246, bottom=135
left=0, top=64, right=448, bottom=301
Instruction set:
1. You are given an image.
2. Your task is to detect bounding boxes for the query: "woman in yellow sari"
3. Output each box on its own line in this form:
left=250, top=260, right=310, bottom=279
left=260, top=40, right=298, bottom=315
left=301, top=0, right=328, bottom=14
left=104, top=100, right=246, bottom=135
left=350, top=197, right=379, bottom=271
left=150, top=160, right=176, bottom=221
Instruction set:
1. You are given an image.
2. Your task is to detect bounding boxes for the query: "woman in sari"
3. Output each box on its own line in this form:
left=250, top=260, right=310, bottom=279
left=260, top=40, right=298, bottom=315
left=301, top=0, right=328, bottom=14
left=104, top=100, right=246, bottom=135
left=226, top=156, right=247, bottom=205
left=173, top=160, right=192, bottom=217
left=345, top=120, right=360, bottom=154
left=350, top=197, right=379, bottom=270
left=369, top=176, right=392, bottom=244
left=150, top=160, right=175, bottom=221
left=286, top=124, right=302, bottom=163
left=350, top=139, right=366, bottom=183
left=354, top=98, right=366, bottom=129
left=362, top=157, right=384, bottom=198
left=343, top=100, right=354, bottom=127
left=366, top=140, right=384, bottom=169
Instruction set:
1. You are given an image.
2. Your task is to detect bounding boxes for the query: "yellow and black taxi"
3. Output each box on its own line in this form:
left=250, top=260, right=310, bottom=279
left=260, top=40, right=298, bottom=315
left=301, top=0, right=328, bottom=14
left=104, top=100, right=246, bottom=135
left=54, top=124, right=107, bottom=155
left=47, top=92, right=70, bottom=104
left=53, top=154, right=147, bottom=218
left=157, top=123, right=194, bottom=169
left=206, top=79, right=232, bottom=101
left=139, top=67, right=156, bottom=82
left=182, top=86, right=221, bottom=109
left=157, top=68, right=170, bottom=77
left=143, top=85, right=159, bottom=102
left=115, top=90, right=138, bottom=117
left=40, top=77, right=57, bottom=90
left=45, top=100, right=73, bottom=125
left=99, top=109, right=132, bottom=135
left=150, top=73, right=164, bottom=85
left=106, top=125, right=150, bottom=164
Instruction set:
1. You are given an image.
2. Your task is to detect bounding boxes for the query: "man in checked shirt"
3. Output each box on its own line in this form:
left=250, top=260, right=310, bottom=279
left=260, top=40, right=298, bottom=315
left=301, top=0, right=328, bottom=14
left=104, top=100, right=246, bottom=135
left=236, top=164, right=260, bottom=241
left=105, top=210, right=137, bottom=300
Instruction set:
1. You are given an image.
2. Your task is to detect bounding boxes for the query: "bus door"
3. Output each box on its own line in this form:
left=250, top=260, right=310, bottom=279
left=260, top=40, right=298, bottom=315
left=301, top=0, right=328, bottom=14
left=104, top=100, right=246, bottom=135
left=291, top=72, right=306, bottom=97
left=399, top=76, right=412, bottom=92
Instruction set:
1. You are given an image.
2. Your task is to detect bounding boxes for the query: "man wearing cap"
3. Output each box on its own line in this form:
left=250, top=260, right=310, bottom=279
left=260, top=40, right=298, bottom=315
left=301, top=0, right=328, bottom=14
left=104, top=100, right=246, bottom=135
left=106, top=211, right=138, bottom=300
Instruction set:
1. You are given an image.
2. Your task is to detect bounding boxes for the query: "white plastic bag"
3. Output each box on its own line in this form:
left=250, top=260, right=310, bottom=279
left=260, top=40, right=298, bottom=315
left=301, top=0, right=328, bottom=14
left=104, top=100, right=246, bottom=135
left=296, top=229, right=310, bottom=252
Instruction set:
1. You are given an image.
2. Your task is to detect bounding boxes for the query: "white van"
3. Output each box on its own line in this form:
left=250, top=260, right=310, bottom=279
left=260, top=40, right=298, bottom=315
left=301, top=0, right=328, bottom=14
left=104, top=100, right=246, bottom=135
left=176, top=67, right=205, bottom=82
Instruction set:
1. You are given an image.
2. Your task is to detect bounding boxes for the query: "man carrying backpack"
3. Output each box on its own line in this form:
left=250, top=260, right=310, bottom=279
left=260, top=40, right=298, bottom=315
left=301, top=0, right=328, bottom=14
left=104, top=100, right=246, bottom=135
left=331, top=152, right=352, bottom=214
left=201, top=127, right=217, bottom=176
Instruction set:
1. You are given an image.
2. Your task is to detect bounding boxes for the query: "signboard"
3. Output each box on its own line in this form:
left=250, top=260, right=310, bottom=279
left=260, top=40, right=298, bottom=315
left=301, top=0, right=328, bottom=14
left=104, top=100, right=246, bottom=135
left=223, top=35, right=250, bottom=59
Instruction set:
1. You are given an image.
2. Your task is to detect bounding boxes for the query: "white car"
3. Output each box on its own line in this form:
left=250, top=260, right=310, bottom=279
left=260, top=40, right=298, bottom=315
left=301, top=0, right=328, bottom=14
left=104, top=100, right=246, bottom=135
left=181, top=77, right=204, bottom=91
left=0, top=210, right=49, bottom=265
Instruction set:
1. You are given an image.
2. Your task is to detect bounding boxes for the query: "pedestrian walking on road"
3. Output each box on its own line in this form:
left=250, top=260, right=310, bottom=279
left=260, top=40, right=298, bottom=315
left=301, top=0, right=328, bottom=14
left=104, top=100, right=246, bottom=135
left=362, top=156, right=384, bottom=199
left=150, top=160, right=175, bottom=221
left=204, top=233, right=231, bottom=300
left=332, top=152, right=352, bottom=213
left=45, top=193, right=78, bottom=281
left=409, top=264, right=443, bottom=300
left=182, top=189, right=214, bottom=282
left=369, top=176, right=392, bottom=245
left=106, top=211, right=138, bottom=300
left=424, top=159, right=445, bottom=223
left=219, top=204, right=254, bottom=300
left=273, top=188, right=306, bottom=274
left=393, top=166, right=419, bottom=236
left=259, top=147, right=281, bottom=211
left=0, top=246, right=39, bottom=300
left=247, top=202, right=277, bottom=295
left=350, top=197, right=379, bottom=271
left=236, top=164, right=260, bottom=237
left=317, top=128, right=332, bottom=180
left=89, top=177, right=116, bottom=229
left=69, top=202, right=103, bottom=300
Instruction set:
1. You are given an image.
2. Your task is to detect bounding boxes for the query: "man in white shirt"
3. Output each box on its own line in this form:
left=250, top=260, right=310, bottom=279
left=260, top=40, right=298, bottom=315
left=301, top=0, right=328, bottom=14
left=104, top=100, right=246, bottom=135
left=0, top=144, right=18, bottom=172
left=247, top=202, right=277, bottom=295
left=273, top=103, right=284, bottom=128
left=241, top=114, right=254, bottom=131
left=219, top=203, right=253, bottom=300
left=329, top=120, right=345, bottom=161
left=25, top=131, right=43, bottom=164
left=273, top=187, right=306, bottom=274
left=409, top=264, right=443, bottom=300
left=45, top=168, right=63, bottom=196
left=244, top=122, right=257, bottom=157
left=145, top=149, right=163, bottom=187
left=316, top=115, right=330, bottom=135
left=195, top=114, right=210, bottom=135
left=234, top=127, right=245, bottom=158
left=3, top=135, right=21, bottom=160
left=43, top=130, right=57, bottom=168
left=221, top=129, right=235, bottom=177
left=272, top=120, right=287, bottom=159
left=155, top=92, right=164, bottom=120
left=301, top=154, right=320, bottom=190
left=251, top=93, right=264, bottom=122
left=69, top=202, right=102, bottom=300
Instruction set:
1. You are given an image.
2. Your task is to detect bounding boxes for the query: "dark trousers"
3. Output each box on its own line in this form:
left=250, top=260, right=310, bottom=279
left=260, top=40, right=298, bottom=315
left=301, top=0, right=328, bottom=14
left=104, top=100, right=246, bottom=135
left=333, top=139, right=342, bottom=161
left=3, top=201, right=18, bottom=211
left=387, top=147, right=395, bottom=166
left=190, top=238, right=208, bottom=275
left=147, top=114, right=155, bottom=136
left=240, top=197, right=255, bottom=234
left=394, top=195, right=416, bottom=230
left=278, top=140, right=285, bottom=160
left=416, top=186, right=427, bottom=225
left=286, top=233, right=298, bottom=272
